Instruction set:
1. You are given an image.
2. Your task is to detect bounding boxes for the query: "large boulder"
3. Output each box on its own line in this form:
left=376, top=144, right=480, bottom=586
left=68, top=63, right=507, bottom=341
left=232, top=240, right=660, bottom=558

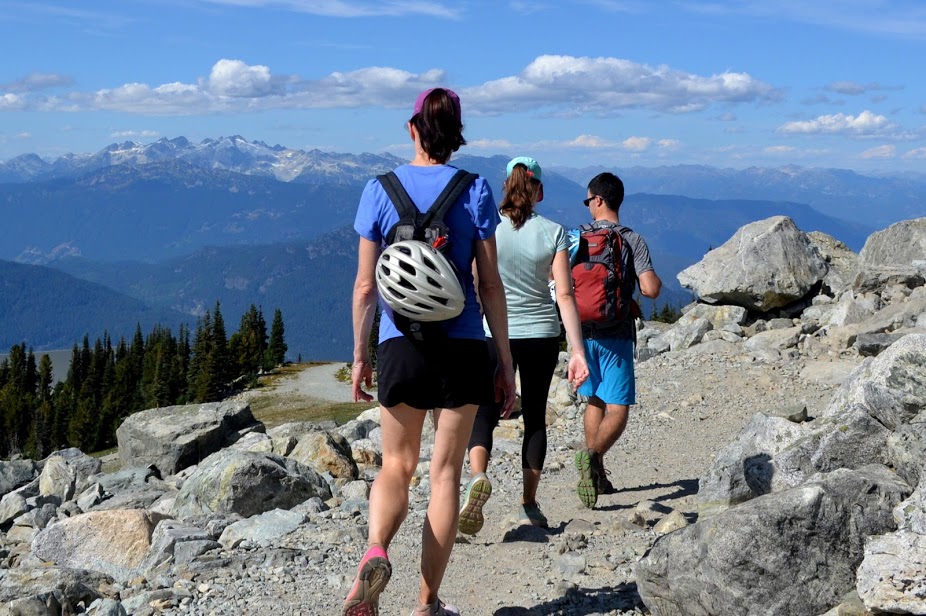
left=677, top=216, right=828, bottom=312
left=636, top=465, right=911, bottom=616
left=0, top=459, right=38, bottom=498
left=697, top=412, right=810, bottom=516
left=708, top=334, right=926, bottom=507
left=115, top=401, right=264, bottom=475
left=37, top=448, right=103, bottom=503
left=807, top=231, right=859, bottom=294
left=0, top=567, right=114, bottom=610
left=31, top=509, right=167, bottom=582
left=171, top=450, right=331, bottom=519
left=288, top=431, right=359, bottom=481
left=855, top=217, right=926, bottom=292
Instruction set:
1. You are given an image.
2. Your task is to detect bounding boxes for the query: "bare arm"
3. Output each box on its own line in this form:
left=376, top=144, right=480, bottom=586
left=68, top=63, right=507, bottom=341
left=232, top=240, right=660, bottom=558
left=551, top=250, right=589, bottom=389
left=474, top=236, right=517, bottom=417
left=351, top=237, right=380, bottom=402
left=639, top=270, right=662, bottom=299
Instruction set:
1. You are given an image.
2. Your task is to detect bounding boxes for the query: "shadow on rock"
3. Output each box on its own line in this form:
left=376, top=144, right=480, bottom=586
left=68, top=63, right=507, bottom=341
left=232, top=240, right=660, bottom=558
left=502, top=524, right=552, bottom=543
left=492, top=582, right=643, bottom=615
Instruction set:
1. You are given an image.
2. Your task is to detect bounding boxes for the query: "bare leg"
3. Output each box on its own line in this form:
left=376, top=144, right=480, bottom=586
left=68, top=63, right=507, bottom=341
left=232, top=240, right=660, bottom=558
left=583, top=396, right=605, bottom=450
left=522, top=468, right=541, bottom=504
left=468, top=445, right=489, bottom=476
left=584, top=397, right=629, bottom=463
left=368, top=404, right=426, bottom=549
left=418, top=404, right=478, bottom=606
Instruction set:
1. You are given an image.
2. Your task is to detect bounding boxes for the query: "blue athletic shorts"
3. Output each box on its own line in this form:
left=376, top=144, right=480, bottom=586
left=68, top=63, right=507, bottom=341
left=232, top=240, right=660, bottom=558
left=577, top=336, right=635, bottom=406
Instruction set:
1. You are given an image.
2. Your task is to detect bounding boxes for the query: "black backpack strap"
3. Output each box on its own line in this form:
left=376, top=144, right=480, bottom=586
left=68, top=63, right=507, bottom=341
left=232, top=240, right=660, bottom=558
left=377, top=172, right=418, bottom=220
left=421, top=169, right=478, bottom=228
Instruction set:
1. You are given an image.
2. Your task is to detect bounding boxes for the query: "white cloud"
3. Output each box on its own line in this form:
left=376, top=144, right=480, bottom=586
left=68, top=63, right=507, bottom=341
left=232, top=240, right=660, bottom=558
left=764, top=145, right=796, bottom=153
left=15, top=132, right=31, bottom=139
left=466, top=138, right=515, bottom=149
left=1, top=55, right=778, bottom=118
left=903, top=147, right=926, bottom=159
left=194, top=0, right=459, bottom=18
left=569, top=134, right=613, bottom=148
left=207, top=59, right=280, bottom=97
left=777, top=110, right=898, bottom=136
left=825, top=81, right=876, bottom=95
left=462, top=55, right=781, bottom=116
left=622, top=136, right=651, bottom=151
left=657, top=139, right=681, bottom=150
left=2, top=72, right=73, bottom=92
left=0, top=93, right=27, bottom=110
left=110, top=130, right=160, bottom=139
left=859, top=145, right=896, bottom=159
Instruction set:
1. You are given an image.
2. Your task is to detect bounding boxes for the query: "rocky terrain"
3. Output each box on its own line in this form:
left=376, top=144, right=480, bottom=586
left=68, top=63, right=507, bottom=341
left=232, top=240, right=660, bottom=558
left=1, top=216, right=925, bottom=616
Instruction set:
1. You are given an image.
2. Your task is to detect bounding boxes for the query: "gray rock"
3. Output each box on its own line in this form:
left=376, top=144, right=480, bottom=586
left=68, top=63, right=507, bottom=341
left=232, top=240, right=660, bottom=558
left=0, top=566, right=113, bottom=606
left=85, top=598, right=128, bottom=616
left=0, top=491, right=29, bottom=526
left=138, top=519, right=215, bottom=574
left=855, top=218, right=926, bottom=292
left=854, top=330, right=924, bottom=356
left=31, top=509, right=167, bottom=582
left=856, top=530, right=926, bottom=614
left=636, top=465, right=911, bottom=616
left=288, top=431, right=358, bottom=481
left=218, top=509, right=306, bottom=549
left=171, top=450, right=331, bottom=519
left=116, top=401, right=264, bottom=476
left=678, top=216, right=828, bottom=311
left=698, top=412, right=811, bottom=515
left=807, top=231, right=858, bottom=294
left=0, top=460, right=38, bottom=499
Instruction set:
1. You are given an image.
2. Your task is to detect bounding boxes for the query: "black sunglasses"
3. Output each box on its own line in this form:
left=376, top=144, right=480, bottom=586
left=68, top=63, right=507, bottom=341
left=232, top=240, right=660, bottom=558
left=583, top=195, right=597, bottom=207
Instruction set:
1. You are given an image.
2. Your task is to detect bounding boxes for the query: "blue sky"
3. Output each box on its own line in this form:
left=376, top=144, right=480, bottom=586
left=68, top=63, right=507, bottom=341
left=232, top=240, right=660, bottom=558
left=1, top=0, right=926, bottom=173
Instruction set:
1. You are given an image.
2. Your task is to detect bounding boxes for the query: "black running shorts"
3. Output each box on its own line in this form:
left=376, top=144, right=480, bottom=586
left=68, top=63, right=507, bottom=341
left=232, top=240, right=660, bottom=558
left=376, top=336, right=495, bottom=410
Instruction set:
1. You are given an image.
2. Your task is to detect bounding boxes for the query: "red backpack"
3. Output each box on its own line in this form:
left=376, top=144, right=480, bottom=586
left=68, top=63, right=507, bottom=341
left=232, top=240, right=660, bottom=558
left=571, top=222, right=641, bottom=333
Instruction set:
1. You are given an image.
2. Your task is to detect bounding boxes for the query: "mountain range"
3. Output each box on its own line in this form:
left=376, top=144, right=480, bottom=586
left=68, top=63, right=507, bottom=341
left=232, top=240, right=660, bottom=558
left=0, top=136, right=922, bottom=361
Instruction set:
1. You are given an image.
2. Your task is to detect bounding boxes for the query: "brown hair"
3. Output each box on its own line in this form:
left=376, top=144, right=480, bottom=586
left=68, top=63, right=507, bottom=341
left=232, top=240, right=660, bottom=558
left=499, top=163, right=541, bottom=229
left=409, top=89, right=466, bottom=164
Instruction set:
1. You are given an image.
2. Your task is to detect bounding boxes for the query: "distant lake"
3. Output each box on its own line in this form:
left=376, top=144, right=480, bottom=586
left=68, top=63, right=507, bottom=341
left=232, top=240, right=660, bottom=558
left=0, top=349, right=72, bottom=384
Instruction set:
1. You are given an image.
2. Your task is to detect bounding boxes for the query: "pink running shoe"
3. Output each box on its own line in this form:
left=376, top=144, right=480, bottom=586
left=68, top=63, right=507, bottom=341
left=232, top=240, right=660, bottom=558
left=411, top=598, right=461, bottom=616
left=341, top=545, right=392, bottom=616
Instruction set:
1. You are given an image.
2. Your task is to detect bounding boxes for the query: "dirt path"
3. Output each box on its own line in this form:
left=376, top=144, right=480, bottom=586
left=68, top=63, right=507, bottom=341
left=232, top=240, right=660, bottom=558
left=267, top=361, right=354, bottom=402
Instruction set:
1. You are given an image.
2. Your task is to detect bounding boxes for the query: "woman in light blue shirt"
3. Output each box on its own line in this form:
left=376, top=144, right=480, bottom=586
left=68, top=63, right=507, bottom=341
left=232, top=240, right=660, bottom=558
left=459, top=156, right=588, bottom=532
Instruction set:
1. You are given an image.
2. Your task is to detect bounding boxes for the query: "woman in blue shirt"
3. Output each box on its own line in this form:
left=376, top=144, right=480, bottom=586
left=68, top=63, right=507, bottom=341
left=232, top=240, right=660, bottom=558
left=343, top=88, right=516, bottom=616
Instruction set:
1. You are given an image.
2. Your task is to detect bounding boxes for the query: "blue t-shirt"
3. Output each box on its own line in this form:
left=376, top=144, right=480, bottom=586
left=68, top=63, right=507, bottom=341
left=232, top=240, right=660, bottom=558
left=354, top=164, right=500, bottom=343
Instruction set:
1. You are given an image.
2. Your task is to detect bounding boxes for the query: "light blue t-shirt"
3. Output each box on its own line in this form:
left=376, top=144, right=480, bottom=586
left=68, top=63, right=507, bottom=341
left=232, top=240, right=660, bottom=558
left=354, top=164, right=500, bottom=343
left=484, top=213, right=568, bottom=339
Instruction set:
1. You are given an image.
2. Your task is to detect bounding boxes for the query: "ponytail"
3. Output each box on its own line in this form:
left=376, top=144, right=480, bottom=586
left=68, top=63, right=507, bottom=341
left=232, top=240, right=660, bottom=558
left=499, top=163, right=541, bottom=229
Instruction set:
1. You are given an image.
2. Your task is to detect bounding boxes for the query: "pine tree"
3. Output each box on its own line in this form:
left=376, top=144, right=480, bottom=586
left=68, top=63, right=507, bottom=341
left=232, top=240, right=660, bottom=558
left=265, top=308, right=287, bottom=369
left=211, top=301, right=232, bottom=391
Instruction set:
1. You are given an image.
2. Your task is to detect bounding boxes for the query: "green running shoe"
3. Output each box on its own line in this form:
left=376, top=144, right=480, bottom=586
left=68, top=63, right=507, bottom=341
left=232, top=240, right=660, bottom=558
left=458, top=473, right=492, bottom=535
left=575, top=448, right=600, bottom=509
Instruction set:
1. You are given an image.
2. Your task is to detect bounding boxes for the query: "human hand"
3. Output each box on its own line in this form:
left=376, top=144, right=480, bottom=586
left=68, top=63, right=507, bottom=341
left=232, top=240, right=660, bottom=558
left=495, top=362, right=517, bottom=419
left=567, top=353, right=589, bottom=391
left=352, top=359, right=374, bottom=403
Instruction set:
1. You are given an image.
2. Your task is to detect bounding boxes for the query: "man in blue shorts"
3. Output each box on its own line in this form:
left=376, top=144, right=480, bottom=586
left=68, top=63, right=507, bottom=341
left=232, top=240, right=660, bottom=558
left=572, top=172, right=661, bottom=509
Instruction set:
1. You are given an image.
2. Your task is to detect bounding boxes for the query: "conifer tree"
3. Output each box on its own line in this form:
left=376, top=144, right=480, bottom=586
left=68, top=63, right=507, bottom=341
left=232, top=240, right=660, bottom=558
left=265, top=308, right=287, bottom=369
left=210, top=301, right=232, bottom=391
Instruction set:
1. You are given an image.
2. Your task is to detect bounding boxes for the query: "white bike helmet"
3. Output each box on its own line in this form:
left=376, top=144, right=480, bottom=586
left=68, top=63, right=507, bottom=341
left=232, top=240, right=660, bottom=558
left=376, top=240, right=465, bottom=322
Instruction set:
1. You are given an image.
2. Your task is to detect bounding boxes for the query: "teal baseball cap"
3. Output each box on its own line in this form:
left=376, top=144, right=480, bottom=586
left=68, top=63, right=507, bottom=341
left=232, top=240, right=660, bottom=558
left=506, top=156, right=542, bottom=182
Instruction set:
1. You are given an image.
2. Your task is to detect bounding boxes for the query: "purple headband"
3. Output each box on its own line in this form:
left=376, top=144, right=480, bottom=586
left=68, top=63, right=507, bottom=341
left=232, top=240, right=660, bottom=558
left=412, top=88, right=461, bottom=123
